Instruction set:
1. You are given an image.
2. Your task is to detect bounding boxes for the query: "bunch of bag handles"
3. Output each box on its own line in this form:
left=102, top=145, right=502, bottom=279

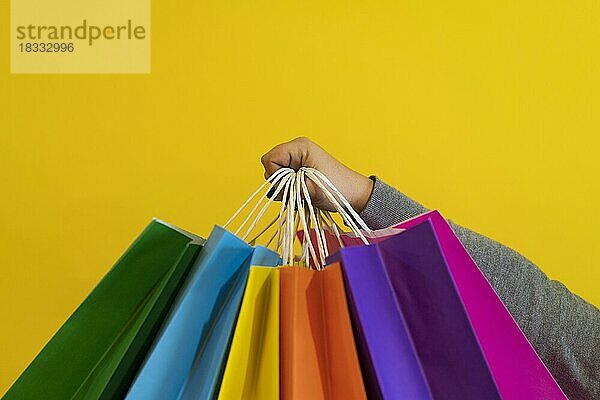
left=224, top=167, right=372, bottom=269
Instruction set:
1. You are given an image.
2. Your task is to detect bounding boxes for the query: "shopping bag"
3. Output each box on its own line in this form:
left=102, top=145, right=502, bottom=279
left=217, top=266, right=280, bottom=400
left=125, top=225, right=279, bottom=400
left=329, top=210, right=567, bottom=399
left=331, top=220, right=501, bottom=399
left=3, top=219, right=205, bottom=400
left=177, top=247, right=280, bottom=400
left=279, top=262, right=366, bottom=400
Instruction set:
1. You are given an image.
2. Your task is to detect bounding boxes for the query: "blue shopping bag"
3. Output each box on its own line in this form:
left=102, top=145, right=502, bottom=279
left=177, top=246, right=279, bottom=400
left=125, top=225, right=279, bottom=400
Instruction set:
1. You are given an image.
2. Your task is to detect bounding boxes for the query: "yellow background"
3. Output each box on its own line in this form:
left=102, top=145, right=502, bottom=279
left=1, top=0, right=598, bottom=394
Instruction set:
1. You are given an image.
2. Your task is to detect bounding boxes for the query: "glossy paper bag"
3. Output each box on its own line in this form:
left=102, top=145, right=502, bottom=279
left=218, top=266, right=280, bottom=400
left=332, top=221, right=501, bottom=399
left=4, top=219, right=204, bottom=400
left=330, top=242, right=431, bottom=399
left=279, top=263, right=366, bottom=400
left=126, top=226, right=279, bottom=400
left=331, top=211, right=567, bottom=399
left=177, top=247, right=280, bottom=400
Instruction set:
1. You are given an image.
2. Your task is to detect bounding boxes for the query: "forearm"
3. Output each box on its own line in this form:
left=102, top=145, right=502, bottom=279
left=359, top=177, right=600, bottom=400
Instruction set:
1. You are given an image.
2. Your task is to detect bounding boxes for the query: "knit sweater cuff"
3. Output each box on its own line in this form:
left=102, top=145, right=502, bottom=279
left=358, top=176, right=429, bottom=230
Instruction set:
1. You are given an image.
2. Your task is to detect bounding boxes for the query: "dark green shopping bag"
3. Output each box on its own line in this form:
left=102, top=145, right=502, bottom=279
left=3, top=219, right=205, bottom=400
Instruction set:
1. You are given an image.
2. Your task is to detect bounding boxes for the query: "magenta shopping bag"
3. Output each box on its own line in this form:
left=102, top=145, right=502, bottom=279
left=330, top=220, right=501, bottom=399
left=326, top=210, right=566, bottom=400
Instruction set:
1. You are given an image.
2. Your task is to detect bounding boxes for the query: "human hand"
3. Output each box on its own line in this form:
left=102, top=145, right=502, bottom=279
left=261, top=137, right=374, bottom=212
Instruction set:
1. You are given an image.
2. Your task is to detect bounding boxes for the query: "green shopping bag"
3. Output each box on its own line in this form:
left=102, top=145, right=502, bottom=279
left=3, top=219, right=205, bottom=400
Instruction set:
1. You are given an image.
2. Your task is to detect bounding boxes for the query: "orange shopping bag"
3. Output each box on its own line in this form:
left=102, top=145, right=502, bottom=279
left=279, top=262, right=366, bottom=400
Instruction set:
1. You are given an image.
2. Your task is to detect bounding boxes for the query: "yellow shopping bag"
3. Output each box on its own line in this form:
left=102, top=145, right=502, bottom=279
left=218, top=266, right=280, bottom=400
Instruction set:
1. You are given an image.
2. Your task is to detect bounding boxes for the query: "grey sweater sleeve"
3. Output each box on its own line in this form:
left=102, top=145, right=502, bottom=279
left=359, top=177, right=600, bottom=400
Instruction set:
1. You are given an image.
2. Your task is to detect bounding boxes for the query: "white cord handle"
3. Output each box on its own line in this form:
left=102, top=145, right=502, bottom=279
left=224, top=167, right=371, bottom=268
left=224, top=167, right=294, bottom=231
left=303, top=169, right=370, bottom=244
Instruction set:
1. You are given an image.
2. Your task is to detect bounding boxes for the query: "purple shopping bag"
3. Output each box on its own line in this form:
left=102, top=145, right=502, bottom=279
left=330, top=220, right=501, bottom=400
left=326, top=210, right=566, bottom=399
left=331, top=244, right=431, bottom=399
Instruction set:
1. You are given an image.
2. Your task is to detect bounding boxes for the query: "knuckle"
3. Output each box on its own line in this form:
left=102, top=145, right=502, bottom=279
left=293, top=136, right=311, bottom=144
left=260, top=154, right=269, bottom=165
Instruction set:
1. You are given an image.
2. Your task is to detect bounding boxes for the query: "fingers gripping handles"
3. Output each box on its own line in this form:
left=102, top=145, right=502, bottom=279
left=224, top=167, right=371, bottom=269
